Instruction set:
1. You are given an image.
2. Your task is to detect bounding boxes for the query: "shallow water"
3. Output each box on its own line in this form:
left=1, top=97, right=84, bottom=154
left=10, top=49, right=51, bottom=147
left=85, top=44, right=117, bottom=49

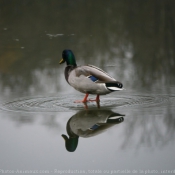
left=1, top=93, right=175, bottom=112
left=0, top=1, right=175, bottom=175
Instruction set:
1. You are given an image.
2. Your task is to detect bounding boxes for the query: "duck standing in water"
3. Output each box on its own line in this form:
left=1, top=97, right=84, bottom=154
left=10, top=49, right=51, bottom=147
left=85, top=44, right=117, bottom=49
left=59, top=49, right=123, bottom=103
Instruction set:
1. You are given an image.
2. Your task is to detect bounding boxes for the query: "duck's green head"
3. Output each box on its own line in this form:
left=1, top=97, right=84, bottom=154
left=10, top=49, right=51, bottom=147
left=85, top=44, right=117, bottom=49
left=59, top=49, right=77, bottom=66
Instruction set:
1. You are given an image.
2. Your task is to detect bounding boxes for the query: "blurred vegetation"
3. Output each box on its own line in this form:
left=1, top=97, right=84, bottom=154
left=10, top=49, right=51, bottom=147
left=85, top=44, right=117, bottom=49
left=0, top=0, right=175, bottom=93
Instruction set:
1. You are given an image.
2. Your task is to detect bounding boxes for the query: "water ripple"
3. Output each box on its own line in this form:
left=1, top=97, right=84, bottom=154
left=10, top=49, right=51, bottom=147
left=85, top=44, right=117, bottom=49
left=0, top=94, right=174, bottom=113
left=102, top=95, right=173, bottom=109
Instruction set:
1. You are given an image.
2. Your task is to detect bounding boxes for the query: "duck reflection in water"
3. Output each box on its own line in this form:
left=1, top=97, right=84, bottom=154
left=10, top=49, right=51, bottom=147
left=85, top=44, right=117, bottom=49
left=62, top=109, right=125, bottom=152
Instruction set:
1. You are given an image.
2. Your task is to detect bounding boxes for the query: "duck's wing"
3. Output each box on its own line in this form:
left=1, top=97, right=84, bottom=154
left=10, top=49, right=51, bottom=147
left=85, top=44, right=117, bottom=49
left=75, top=64, right=116, bottom=82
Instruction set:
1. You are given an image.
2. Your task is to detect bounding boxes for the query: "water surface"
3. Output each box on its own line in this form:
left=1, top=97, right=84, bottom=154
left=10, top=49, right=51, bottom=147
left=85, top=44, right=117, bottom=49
left=0, top=1, right=175, bottom=175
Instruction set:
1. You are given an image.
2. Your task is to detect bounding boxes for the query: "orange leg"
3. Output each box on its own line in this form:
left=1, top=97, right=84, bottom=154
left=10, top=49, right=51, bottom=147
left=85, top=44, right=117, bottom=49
left=74, top=94, right=100, bottom=109
left=89, top=95, right=100, bottom=102
left=74, top=94, right=100, bottom=103
left=74, top=94, right=89, bottom=103
left=96, top=94, right=100, bottom=102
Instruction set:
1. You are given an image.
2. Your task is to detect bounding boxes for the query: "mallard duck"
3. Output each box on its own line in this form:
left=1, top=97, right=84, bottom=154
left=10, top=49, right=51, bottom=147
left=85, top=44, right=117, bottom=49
left=59, top=49, right=123, bottom=102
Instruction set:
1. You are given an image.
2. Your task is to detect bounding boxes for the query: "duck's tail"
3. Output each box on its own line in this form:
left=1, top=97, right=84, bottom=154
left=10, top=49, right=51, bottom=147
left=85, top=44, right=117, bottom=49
left=105, top=81, right=123, bottom=91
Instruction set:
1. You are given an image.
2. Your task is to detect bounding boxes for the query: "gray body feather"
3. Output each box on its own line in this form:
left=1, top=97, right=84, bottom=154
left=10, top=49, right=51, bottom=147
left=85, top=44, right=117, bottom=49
left=67, top=65, right=118, bottom=95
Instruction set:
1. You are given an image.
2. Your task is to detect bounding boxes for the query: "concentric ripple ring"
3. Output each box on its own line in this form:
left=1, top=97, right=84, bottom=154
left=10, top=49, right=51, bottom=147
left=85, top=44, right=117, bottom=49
left=0, top=94, right=174, bottom=112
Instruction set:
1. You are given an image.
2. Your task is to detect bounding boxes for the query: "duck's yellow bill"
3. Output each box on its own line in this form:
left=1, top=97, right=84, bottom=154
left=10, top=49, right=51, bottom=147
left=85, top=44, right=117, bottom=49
left=59, top=58, right=64, bottom=64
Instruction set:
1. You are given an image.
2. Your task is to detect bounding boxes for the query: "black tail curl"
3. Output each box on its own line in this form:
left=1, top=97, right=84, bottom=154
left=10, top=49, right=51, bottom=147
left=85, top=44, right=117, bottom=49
left=105, top=81, right=123, bottom=91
